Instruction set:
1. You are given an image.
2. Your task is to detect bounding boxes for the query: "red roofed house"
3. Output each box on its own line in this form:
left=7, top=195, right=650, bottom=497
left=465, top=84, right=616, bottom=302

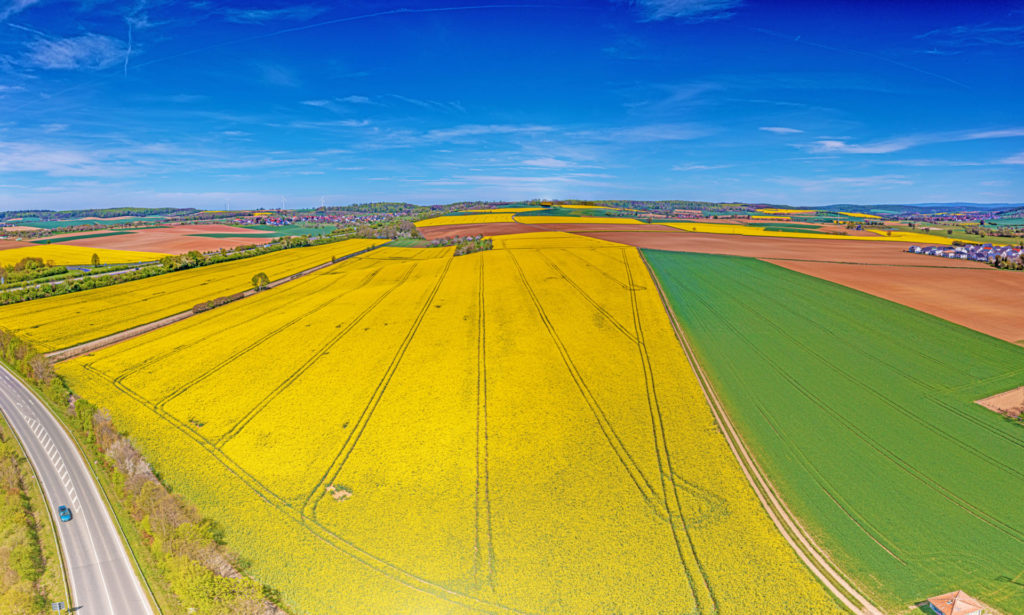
left=927, top=590, right=984, bottom=615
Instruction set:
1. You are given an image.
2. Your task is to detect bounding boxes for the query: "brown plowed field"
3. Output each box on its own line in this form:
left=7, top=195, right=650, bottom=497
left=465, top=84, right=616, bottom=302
left=565, top=227, right=1024, bottom=344
left=57, top=224, right=277, bottom=254
left=0, top=239, right=26, bottom=250
left=566, top=228, right=985, bottom=267
left=417, top=222, right=526, bottom=239
left=768, top=259, right=1024, bottom=345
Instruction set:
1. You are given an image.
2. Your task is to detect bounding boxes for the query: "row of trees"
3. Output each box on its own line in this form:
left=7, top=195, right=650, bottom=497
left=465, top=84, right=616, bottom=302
left=0, top=330, right=287, bottom=614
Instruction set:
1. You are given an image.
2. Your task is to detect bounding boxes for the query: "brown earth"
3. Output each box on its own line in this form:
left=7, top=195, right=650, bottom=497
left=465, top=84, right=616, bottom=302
left=0, top=239, right=27, bottom=251
left=567, top=227, right=1024, bottom=344
left=769, top=259, right=1024, bottom=345
left=1, top=225, right=41, bottom=232
left=56, top=224, right=278, bottom=254
left=566, top=227, right=985, bottom=267
left=976, top=386, right=1024, bottom=419
left=418, top=222, right=528, bottom=239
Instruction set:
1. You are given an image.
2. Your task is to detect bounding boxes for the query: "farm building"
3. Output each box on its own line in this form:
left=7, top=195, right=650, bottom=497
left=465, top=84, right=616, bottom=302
left=926, top=590, right=984, bottom=615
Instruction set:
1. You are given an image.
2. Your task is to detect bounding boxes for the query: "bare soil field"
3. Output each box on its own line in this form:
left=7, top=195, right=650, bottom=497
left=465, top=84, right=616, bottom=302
left=976, top=386, right=1024, bottom=419
left=0, top=239, right=27, bottom=250
left=1, top=225, right=41, bottom=232
left=768, top=259, right=1024, bottom=345
left=58, top=224, right=277, bottom=254
left=566, top=228, right=986, bottom=267
left=417, top=222, right=526, bottom=239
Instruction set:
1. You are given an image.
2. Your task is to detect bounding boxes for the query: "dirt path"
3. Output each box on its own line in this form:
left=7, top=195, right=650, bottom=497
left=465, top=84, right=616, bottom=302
left=641, top=252, right=884, bottom=615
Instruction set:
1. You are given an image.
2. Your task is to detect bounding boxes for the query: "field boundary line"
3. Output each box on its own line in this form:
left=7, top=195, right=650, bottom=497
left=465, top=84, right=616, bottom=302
left=622, top=248, right=717, bottom=614
left=46, top=242, right=382, bottom=362
left=473, top=256, right=496, bottom=587
left=639, top=251, right=883, bottom=615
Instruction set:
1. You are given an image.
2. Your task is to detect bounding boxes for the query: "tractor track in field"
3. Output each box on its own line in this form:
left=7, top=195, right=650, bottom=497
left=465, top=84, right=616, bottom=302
left=710, top=271, right=1024, bottom=485
left=622, top=249, right=718, bottom=615
left=304, top=255, right=455, bottom=518
left=216, top=263, right=419, bottom=448
left=473, top=256, right=496, bottom=588
left=640, top=252, right=885, bottom=615
left=152, top=265, right=385, bottom=410
left=536, top=250, right=637, bottom=343
left=78, top=343, right=529, bottom=615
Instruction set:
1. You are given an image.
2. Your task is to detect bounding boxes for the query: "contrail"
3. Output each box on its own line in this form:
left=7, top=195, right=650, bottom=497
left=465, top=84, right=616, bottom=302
left=123, top=21, right=132, bottom=77
left=132, top=4, right=566, bottom=71
left=744, top=26, right=972, bottom=90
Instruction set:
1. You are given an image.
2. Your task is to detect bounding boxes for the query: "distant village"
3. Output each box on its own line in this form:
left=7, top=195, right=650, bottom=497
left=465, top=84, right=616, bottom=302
left=908, top=243, right=1024, bottom=266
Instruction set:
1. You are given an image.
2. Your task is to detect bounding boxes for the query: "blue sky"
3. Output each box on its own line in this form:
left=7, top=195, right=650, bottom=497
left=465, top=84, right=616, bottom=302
left=0, top=0, right=1022, bottom=209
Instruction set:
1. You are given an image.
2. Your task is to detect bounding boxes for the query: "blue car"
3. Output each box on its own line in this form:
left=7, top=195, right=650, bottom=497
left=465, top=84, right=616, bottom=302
left=58, top=505, right=72, bottom=522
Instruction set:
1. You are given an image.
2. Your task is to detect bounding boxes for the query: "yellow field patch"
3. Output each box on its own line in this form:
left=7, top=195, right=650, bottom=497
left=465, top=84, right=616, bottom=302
left=751, top=215, right=791, bottom=220
left=838, top=211, right=883, bottom=219
left=57, top=243, right=843, bottom=614
left=416, top=213, right=518, bottom=226
left=0, top=239, right=381, bottom=352
left=756, top=208, right=814, bottom=215
left=516, top=215, right=643, bottom=225
left=662, top=221, right=960, bottom=244
left=488, top=231, right=623, bottom=249
left=456, top=207, right=545, bottom=214
left=0, top=244, right=167, bottom=267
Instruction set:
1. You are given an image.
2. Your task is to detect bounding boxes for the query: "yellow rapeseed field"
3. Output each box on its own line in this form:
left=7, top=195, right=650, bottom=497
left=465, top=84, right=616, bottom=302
left=839, top=211, right=883, bottom=219
left=0, top=238, right=381, bottom=352
left=455, top=207, right=545, bottom=213
left=517, top=215, right=643, bottom=225
left=415, top=213, right=518, bottom=226
left=57, top=242, right=843, bottom=614
left=662, top=221, right=960, bottom=244
left=756, top=208, right=813, bottom=214
left=0, top=244, right=167, bottom=267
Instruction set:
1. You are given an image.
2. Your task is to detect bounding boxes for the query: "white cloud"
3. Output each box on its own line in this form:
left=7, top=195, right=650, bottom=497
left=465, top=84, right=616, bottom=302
left=805, top=127, right=1024, bottom=155
left=23, top=34, right=126, bottom=71
left=422, top=124, right=551, bottom=142
left=521, top=157, right=573, bottom=168
left=0, top=0, right=40, bottom=21
left=339, top=95, right=372, bottom=104
left=673, top=163, right=731, bottom=170
left=596, top=123, right=710, bottom=142
left=772, top=174, right=912, bottom=191
left=627, top=0, right=743, bottom=22
left=1000, top=152, right=1024, bottom=165
left=759, top=126, right=803, bottom=134
left=222, top=5, right=328, bottom=24
left=300, top=99, right=331, bottom=107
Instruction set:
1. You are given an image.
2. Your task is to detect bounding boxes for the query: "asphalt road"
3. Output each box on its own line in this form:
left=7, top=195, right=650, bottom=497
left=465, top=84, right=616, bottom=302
left=0, top=364, right=154, bottom=615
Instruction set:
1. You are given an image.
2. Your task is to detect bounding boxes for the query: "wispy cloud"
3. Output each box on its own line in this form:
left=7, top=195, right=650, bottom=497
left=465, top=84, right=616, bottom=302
left=389, top=94, right=464, bottom=112
left=339, top=95, right=372, bottom=104
left=0, top=0, right=40, bottom=21
left=626, top=0, right=743, bottom=22
left=23, top=33, right=126, bottom=70
left=673, top=163, right=732, bottom=170
left=760, top=126, right=803, bottom=135
left=222, top=5, right=329, bottom=25
left=422, top=124, right=551, bottom=142
left=772, top=174, right=912, bottom=191
left=916, top=22, right=1024, bottom=49
left=806, top=127, right=1024, bottom=154
left=254, top=62, right=299, bottom=87
left=591, top=123, right=711, bottom=142
left=1001, top=152, right=1024, bottom=165
left=521, top=157, right=573, bottom=168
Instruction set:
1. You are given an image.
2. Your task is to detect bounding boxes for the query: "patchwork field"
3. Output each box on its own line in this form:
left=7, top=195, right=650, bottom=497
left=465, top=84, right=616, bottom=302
left=645, top=250, right=1024, bottom=613
left=0, top=239, right=380, bottom=352
left=56, top=239, right=842, bottom=614
left=660, top=221, right=958, bottom=244
left=0, top=244, right=167, bottom=267
left=41, top=224, right=280, bottom=254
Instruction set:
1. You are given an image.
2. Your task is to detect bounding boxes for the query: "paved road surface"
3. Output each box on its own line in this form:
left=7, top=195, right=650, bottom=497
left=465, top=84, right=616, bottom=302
left=0, top=364, right=154, bottom=615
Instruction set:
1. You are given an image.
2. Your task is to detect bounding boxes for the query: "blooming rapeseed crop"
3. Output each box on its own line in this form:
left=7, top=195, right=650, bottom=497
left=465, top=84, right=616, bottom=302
left=0, top=244, right=167, bottom=267
left=0, top=238, right=381, bottom=351
left=56, top=243, right=843, bottom=614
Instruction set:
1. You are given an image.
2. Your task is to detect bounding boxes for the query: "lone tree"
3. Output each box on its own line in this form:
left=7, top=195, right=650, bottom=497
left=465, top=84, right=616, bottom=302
left=251, top=272, right=270, bottom=292
left=91, top=253, right=101, bottom=267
